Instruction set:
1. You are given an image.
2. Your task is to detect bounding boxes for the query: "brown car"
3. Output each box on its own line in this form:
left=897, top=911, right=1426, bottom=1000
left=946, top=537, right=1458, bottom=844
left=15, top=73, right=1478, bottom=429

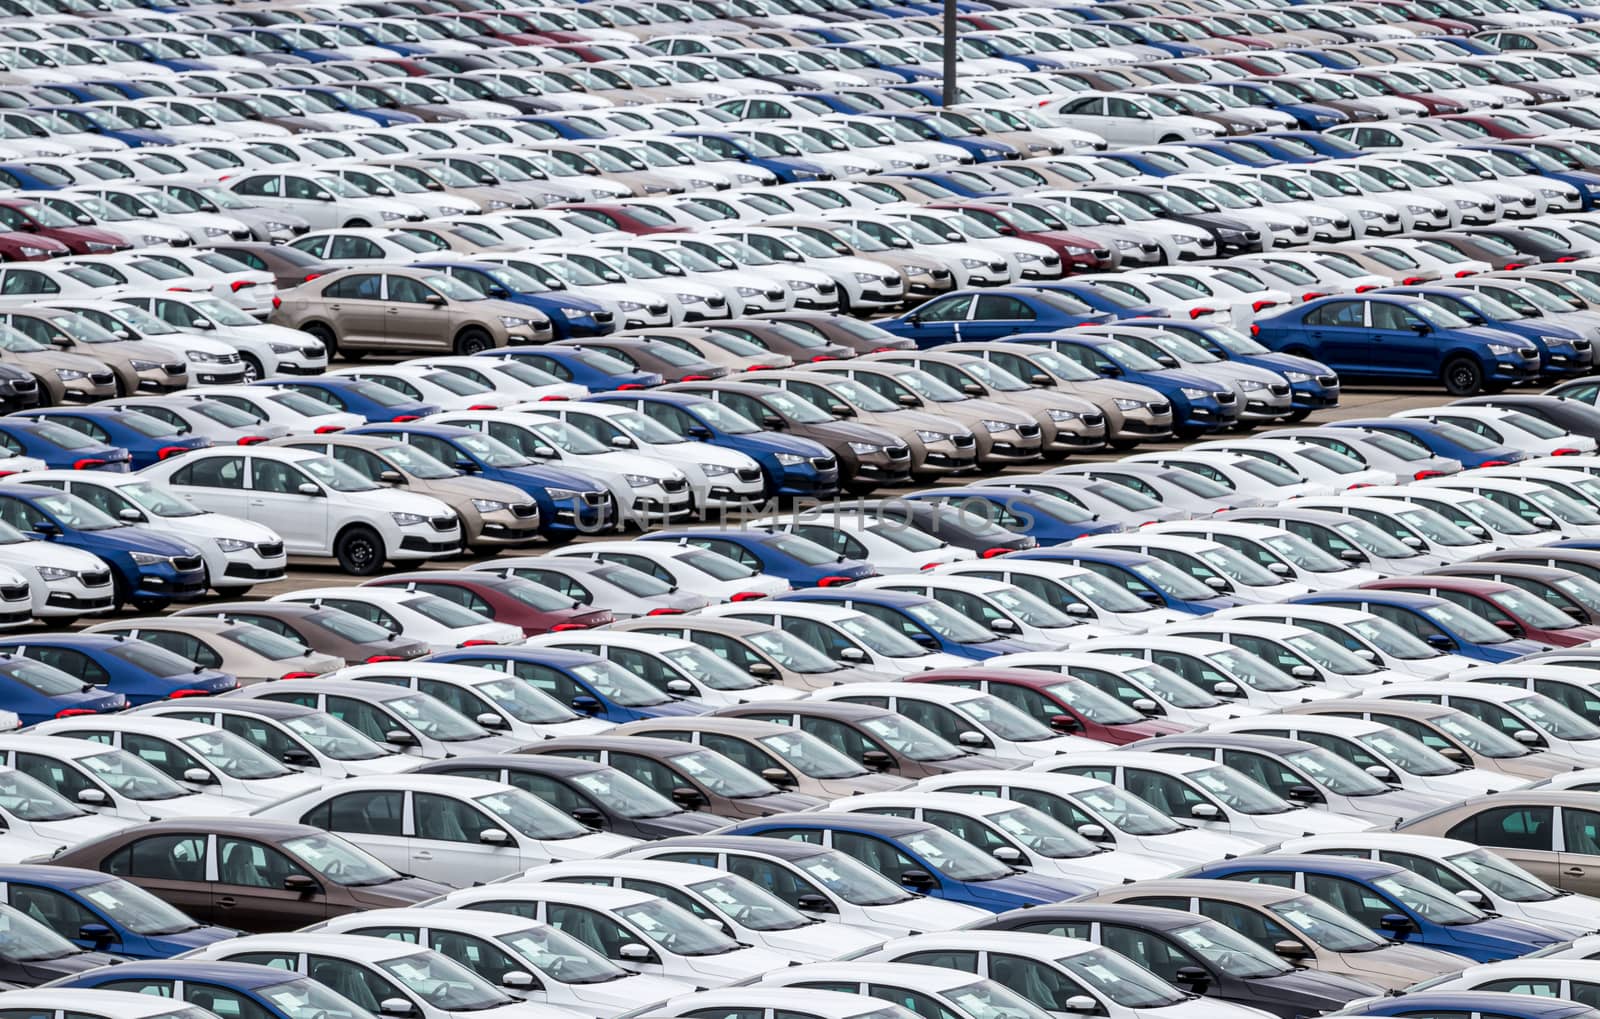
left=273, top=265, right=552, bottom=358
left=49, top=817, right=450, bottom=933
left=0, top=318, right=117, bottom=403
left=1396, top=791, right=1600, bottom=896
left=555, top=338, right=727, bottom=383
left=667, top=379, right=912, bottom=490
left=608, top=614, right=886, bottom=692
left=764, top=312, right=916, bottom=354
left=172, top=600, right=431, bottom=666
left=1081, top=879, right=1466, bottom=989
left=3, top=306, right=185, bottom=398
left=84, top=617, right=343, bottom=686
left=267, top=433, right=542, bottom=550
left=712, top=700, right=1005, bottom=778
left=201, top=242, right=339, bottom=290
left=614, top=328, right=792, bottom=373
left=1283, top=699, right=1590, bottom=781
left=710, top=319, right=855, bottom=363
left=524, top=734, right=826, bottom=819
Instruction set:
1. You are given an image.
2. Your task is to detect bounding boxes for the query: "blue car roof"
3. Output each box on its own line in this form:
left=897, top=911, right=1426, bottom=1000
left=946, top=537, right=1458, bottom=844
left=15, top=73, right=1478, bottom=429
left=589, top=392, right=707, bottom=409
left=1294, top=589, right=1449, bottom=610
left=1013, top=547, right=1160, bottom=568
left=643, top=530, right=784, bottom=547
left=0, top=864, right=115, bottom=889
left=1188, top=853, right=1401, bottom=879
left=349, top=423, right=478, bottom=440
left=76, top=960, right=302, bottom=989
left=1368, top=993, right=1592, bottom=1018
left=1331, top=418, right=1449, bottom=433
left=430, top=646, right=607, bottom=669
left=19, top=408, right=145, bottom=423
left=0, top=633, right=131, bottom=652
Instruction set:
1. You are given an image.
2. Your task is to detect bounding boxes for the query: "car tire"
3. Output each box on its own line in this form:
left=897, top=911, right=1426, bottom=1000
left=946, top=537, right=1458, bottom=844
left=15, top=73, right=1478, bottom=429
left=837, top=290, right=852, bottom=316
left=1442, top=356, right=1484, bottom=396
left=454, top=327, right=493, bottom=355
left=1286, top=408, right=1313, bottom=422
left=31, top=375, right=52, bottom=407
left=240, top=354, right=264, bottom=383
left=334, top=524, right=385, bottom=576
left=343, top=219, right=371, bottom=228
left=1160, top=134, right=1182, bottom=144
left=302, top=322, right=341, bottom=363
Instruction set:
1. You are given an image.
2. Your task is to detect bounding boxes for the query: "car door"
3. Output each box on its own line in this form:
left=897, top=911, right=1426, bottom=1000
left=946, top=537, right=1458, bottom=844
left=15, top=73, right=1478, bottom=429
left=1298, top=300, right=1373, bottom=372
left=381, top=274, right=452, bottom=351
left=1367, top=300, right=1434, bottom=377
left=1444, top=803, right=1560, bottom=885
left=104, top=831, right=216, bottom=923
left=968, top=294, right=1037, bottom=341
left=317, top=273, right=388, bottom=348
left=1559, top=805, right=1600, bottom=897
left=282, top=174, right=340, bottom=229
left=409, top=790, right=522, bottom=883
left=212, top=834, right=328, bottom=932
left=246, top=455, right=329, bottom=554
left=302, top=789, right=409, bottom=874
left=902, top=294, right=974, bottom=347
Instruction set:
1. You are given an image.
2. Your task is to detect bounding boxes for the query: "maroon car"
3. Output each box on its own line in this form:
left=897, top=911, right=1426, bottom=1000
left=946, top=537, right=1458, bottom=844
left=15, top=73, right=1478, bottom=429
left=0, top=198, right=131, bottom=255
left=909, top=668, right=1193, bottom=745
left=0, top=229, right=67, bottom=260
left=552, top=203, right=687, bottom=236
left=363, top=571, right=613, bottom=637
left=930, top=202, right=1116, bottom=274
left=1361, top=575, right=1600, bottom=648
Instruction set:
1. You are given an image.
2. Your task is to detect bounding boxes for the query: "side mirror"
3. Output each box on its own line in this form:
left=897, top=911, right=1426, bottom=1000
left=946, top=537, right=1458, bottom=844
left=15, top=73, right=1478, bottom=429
left=283, top=873, right=318, bottom=894
left=1354, top=649, right=1377, bottom=661
left=425, top=294, right=446, bottom=306
left=570, top=806, right=605, bottom=828
left=1514, top=728, right=1542, bottom=745
left=671, top=786, right=706, bottom=809
left=1456, top=888, right=1486, bottom=906
left=32, top=520, right=58, bottom=537
left=1439, top=746, right=1467, bottom=761
left=475, top=711, right=508, bottom=730
left=1273, top=939, right=1311, bottom=960
left=899, top=868, right=936, bottom=889
left=1425, top=633, right=1457, bottom=650
left=501, top=971, right=537, bottom=990
left=1286, top=784, right=1323, bottom=804
left=1174, top=966, right=1210, bottom=993
left=380, top=1000, right=415, bottom=1018
left=1077, top=823, right=1108, bottom=841
left=1365, top=764, right=1396, bottom=782
left=761, top=766, right=797, bottom=788
left=182, top=767, right=215, bottom=785
left=991, top=617, right=1018, bottom=633
left=1290, top=665, right=1316, bottom=679
left=1101, top=364, right=1123, bottom=378
left=1131, top=698, right=1159, bottom=714
left=1214, top=681, right=1240, bottom=697
left=478, top=827, right=511, bottom=845
left=282, top=748, right=315, bottom=766
left=1379, top=913, right=1416, bottom=938
left=1204, top=576, right=1229, bottom=590
left=380, top=469, right=405, bottom=484
left=1049, top=713, right=1081, bottom=734
left=1029, top=372, right=1053, bottom=386
left=1532, top=515, right=1556, bottom=528
left=1190, top=802, right=1221, bottom=819
left=76, top=788, right=108, bottom=806
left=1412, top=323, right=1431, bottom=335
left=78, top=922, right=114, bottom=945
left=296, top=482, right=321, bottom=496
left=572, top=695, right=601, bottom=714
left=1103, top=214, right=1124, bottom=225
left=314, top=192, right=335, bottom=202
left=1062, top=997, right=1098, bottom=1014
left=957, top=730, right=988, bottom=747
left=897, top=393, right=921, bottom=407
left=686, top=425, right=713, bottom=440
left=796, top=892, right=837, bottom=913
left=840, top=646, right=867, bottom=662
left=1494, top=619, right=1525, bottom=637
left=993, top=845, right=1025, bottom=864
left=749, top=662, right=776, bottom=678
left=117, top=507, right=144, bottom=522
left=610, top=435, right=635, bottom=449
left=1267, top=562, right=1290, bottom=576
left=1067, top=603, right=1091, bottom=616
left=384, top=728, right=418, bottom=746
left=862, top=749, right=893, bottom=771
left=487, top=287, right=511, bottom=300
left=1340, top=548, right=1367, bottom=563
left=1401, top=535, right=1424, bottom=548
left=665, top=678, right=694, bottom=695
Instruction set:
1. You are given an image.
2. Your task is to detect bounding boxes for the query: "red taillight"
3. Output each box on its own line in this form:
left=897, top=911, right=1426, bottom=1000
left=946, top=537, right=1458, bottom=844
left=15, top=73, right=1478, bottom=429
left=272, top=296, right=282, bottom=309
left=237, top=435, right=268, bottom=445
left=647, top=607, right=684, bottom=616
left=538, top=395, right=568, bottom=401
left=1555, top=448, right=1581, bottom=456
left=304, top=272, right=323, bottom=282
left=730, top=591, right=768, bottom=601
left=1559, top=256, right=1577, bottom=263
left=1252, top=299, right=1277, bottom=313
left=169, top=689, right=209, bottom=699
left=1401, top=276, right=1425, bottom=286
left=1355, top=284, right=1378, bottom=293
left=1415, top=469, right=1445, bottom=480
left=816, top=576, right=853, bottom=588
left=1302, top=292, right=1326, bottom=302
left=157, top=445, right=190, bottom=460
left=981, top=547, right=1011, bottom=559
left=872, top=346, right=899, bottom=352
left=1455, top=269, right=1475, bottom=278
left=365, top=655, right=405, bottom=663
left=314, top=425, right=344, bottom=434
left=55, top=708, right=98, bottom=718
left=468, top=404, right=497, bottom=410
left=72, top=458, right=106, bottom=470
left=550, top=622, right=590, bottom=631
left=230, top=279, right=257, bottom=292
left=616, top=383, right=645, bottom=391
left=458, top=639, right=498, bottom=647
left=1477, top=460, right=1510, bottom=468
left=920, top=562, right=940, bottom=570
left=1189, top=307, right=1215, bottom=319
left=1346, top=482, right=1374, bottom=489
left=746, top=364, right=775, bottom=371
left=681, top=374, right=710, bottom=381
left=392, top=415, right=419, bottom=422
left=1249, top=324, right=1261, bottom=337
left=809, top=354, right=838, bottom=362
left=280, top=671, right=319, bottom=680
left=1504, top=262, right=1527, bottom=270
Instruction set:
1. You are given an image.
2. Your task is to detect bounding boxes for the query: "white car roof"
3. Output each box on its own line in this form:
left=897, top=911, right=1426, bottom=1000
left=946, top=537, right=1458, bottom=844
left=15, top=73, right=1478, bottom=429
left=32, top=715, right=218, bottom=738
left=655, top=988, right=903, bottom=1019
left=1220, top=714, right=1383, bottom=737
left=1034, top=750, right=1213, bottom=774
left=834, top=790, right=1036, bottom=819
left=872, top=930, right=1098, bottom=961
left=1277, top=831, right=1484, bottom=857
left=1155, top=620, right=1314, bottom=641
left=1078, top=635, right=1235, bottom=657
left=440, top=881, right=658, bottom=910
left=0, top=990, right=203, bottom=1018
left=271, top=587, right=427, bottom=607
left=332, top=662, right=508, bottom=687
left=207, top=931, right=433, bottom=964
left=526, top=630, right=693, bottom=653
left=765, top=961, right=993, bottom=993
left=1379, top=681, right=1541, bottom=703
left=811, top=683, right=986, bottom=706
left=518, top=859, right=728, bottom=886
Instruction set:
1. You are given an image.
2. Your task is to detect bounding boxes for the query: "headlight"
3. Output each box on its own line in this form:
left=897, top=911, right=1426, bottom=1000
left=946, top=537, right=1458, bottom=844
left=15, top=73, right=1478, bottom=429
left=187, top=350, right=224, bottom=363
left=737, top=174, right=761, bottom=183
left=1016, top=252, right=1041, bottom=262
left=380, top=210, right=405, bottom=221
left=1359, top=209, right=1383, bottom=220
left=204, top=226, right=227, bottom=237
left=847, top=441, right=881, bottom=454
left=488, top=200, right=510, bottom=210
left=1407, top=204, right=1430, bottom=214
left=1172, top=234, right=1201, bottom=244
left=268, top=343, right=300, bottom=354
left=1180, top=387, right=1210, bottom=400
left=617, top=301, right=644, bottom=311
left=142, top=234, right=169, bottom=245
left=17, top=246, right=43, bottom=257
left=265, top=221, right=290, bottom=231
left=1114, top=239, right=1139, bottom=250
left=558, top=307, right=586, bottom=320
left=1541, top=335, right=1572, bottom=345
left=545, top=487, right=580, bottom=501
left=471, top=498, right=508, bottom=513
left=915, top=429, right=950, bottom=443
left=215, top=537, right=252, bottom=552
left=129, top=552, right=169, bottom=566
left=700, top=463, right=733, bottom=477
left=786, top=279, right=816, bottom=290
left=774, top=453, right=806, bottom=466
left=960, top=258, right=988, bottom=268
left=84, top=242, right=115, bottom=252
left=676, top=293, right=705, bottom=305
left=1488, top=343, right=1518, bottom=355
left=35, top=566, right=72, bottom=581
left=1307, top=215, right=1332, bottom=226
left=1541, top=188, right=1564, bottom=198
left=1284, top=370, right=1312, bottom=382
left=390, top=512, right=428, bottom=527
left=736, top=287, right=765, bottom=297
left=852, top=272, right=880, bottom=283
left=1048, top=409, right=1081, bottom=421
left=55, top=369, right=85, bottom=381
left=129, top=360, right=159, bottom=371
left=499, top=316, right=532, bottom=328
left=1239, top=380, right=1267, bottom=391
left=982, top=419, right=1013, bottom=433
left=1114, top=398, right=1144, bottom=410
left=439, top=207, right=469, bottom=216
left=623, top=473, right=660, bottom=488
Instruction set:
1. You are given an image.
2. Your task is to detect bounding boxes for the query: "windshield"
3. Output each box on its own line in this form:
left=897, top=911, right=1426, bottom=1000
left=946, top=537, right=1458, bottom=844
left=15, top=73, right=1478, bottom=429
left=78, top=748, right=190, bottom=801
left=478, top=788, right=589, bottom=840
left=379, top=949, right=512, bottom=1011
left=661, top=644, right=761, bottom=691
left=282, top=711, right=389, bottom=762
left=179, top=730, right=291, bottom=780
left=1191, top=764, right=1292, bottom=814
left=672, top=747, right=774, bottom=798
left=1170, top=921, right=1291, bottom=979
left=1356, top=728, right=1460, bottom=777
left=1044, top=681, right=1144, bottom=725
left=902, top=825, right=1013, bottom=880
left=1447, top=847, right=1560, bottom=903
left=498, top=923, right=629, bottom=984
left=1075, top=781, right=1183, bottom=835
left=388, top=692, right=490, bottom=742
left=1374, top=870, right=1483, bottom=925
left=80, top=877, right=198, bottom=935
left=283, top=832, right=399, bottom=887
left=0, top=766, right=81, bottom=822
left=987, top=804, right=1099, bottom=859
left=956, top=691, right=1057, bottom=742
left=259, top=978, right=374, bottom=1019
left=1269, top=895, right=1389, bottom=952
left=944, top=979, right=1057, bottom=1019
left=1510, top=692, right=1600, bottom=740
left=617, top=897, right=740, bottom=956
left=759, top=730, right=866, bottom=779
left=1282, top=747, right=1390, bottom=796
left=689, top=873, right=811, bottom=932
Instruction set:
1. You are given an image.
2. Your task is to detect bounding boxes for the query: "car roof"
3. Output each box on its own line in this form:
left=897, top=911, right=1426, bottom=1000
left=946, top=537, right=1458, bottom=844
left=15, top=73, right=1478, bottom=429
left=1190, top=853, right=1403, bottom=878
left=774, top=961, right=993, bottom=992
left=1099, top=878, right=1304, bottom=906
left=443, top=881, right=657, bottom=908
left=729, top=811, right=935, bottom=837
left=214, top=931, right=433, bottom=963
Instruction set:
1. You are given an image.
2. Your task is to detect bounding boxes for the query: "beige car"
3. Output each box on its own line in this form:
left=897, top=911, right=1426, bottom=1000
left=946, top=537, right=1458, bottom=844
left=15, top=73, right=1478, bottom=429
left=2, top=306, right=186, bottom=398
left=1082, top=878, right=1467, bottom=989
left=273, top=265, right=552, bottom=358
left=1285, top=698, right=1590, bottom=782
left=529, top=142, right=687, bottom=197
left=610, top=717, right=915, bottom=798
left=1396, top=791, right=1600, bottom=896
left=266, top=434, right=542, bottom=550
left=84, top=616, right=342, bottom=686
left=0, top=319, right=116, bottom=403
left=607, top=614, right=884, bottom=692
left=376, top=159, right=534, bottom=213
left=614, top=328, right=791, bottom=373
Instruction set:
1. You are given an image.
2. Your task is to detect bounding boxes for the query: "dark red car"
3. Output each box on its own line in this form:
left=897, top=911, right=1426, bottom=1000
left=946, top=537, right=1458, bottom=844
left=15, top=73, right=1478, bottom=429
left=0, top=229, right=67, bottom=260
left=0, top=198, right=131, bottom=255
left=909, top=668, right=1193, bottom=745
left=552, top=204, right=687, bottom=236
left=363, top=571, right=613, bottom=637
left=442, top=13, right=553, bottom=45
left=929, top=202, right=1115, bottom=273
left=1361, top=576, right=1600, bottom=648
left=1344, top=69, right=1467, bottom=114
left=1434, top=113, right=1539, bottom=140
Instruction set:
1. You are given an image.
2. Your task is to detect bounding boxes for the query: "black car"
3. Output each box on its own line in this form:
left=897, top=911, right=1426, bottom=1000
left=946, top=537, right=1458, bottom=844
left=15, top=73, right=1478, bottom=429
left=711, top=700, right=1004, bottom=778
left=0, top=902, right=119, bottom=985
left=976, top=902, right=1383, bottom=1019
left=863, top=498, right=1036, bottom=554
left=1460, top=224, right=1575, bottom=264
left=0, top=364, right=37, bottom=415
left=411, top=753, right=727, bottom=839
left=1468, top=545, right=1600, bottom=588
left=1465, top=393, right=1600, bottom=441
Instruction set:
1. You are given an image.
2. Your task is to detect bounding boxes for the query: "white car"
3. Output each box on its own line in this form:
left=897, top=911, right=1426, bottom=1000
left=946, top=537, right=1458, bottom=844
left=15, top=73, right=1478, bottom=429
left=0, top=733, right=250, bottom=820
left=701, top=601, right=969, bottom=675
left=1399, top=405, right=1598, bottom=457
left=915, top=769, right=1261, bottom=866
left=334, top=661, right=612, bottom=742
left=1142, top=520, right=1382, bottom=591
left=1150, top=619, right=1405, bottom=693
left=1076, top=635, right=1343, bottom=710
left=1352, top=484, right=1551, bottom=549
left=402, top=357, right=588, bottom=404
left=328, top=366, right=523, bottom=411
left=0, top=263, right=129, bottom=304
left=11, top=470, right=286, bottom=594
left=33, top=191, right=195, bottom=250
left=1209, top=714, right=1513, bottom=799
left=1206, top=604, right=1466, bottom=679
left=1192, top=439, right=1393, bottom=491
left=426, top=883, right=793, bottom=987
left=1032, top=751, right=1370, bottom=844
left=751, top=509, right=973, bottom=574
left=515, top=859, right=886, bottom=961
left=117, top=293, right=327, bottom=381
left=1289, top=495, right=1499, bottom=564
left=0, top=517, right=111, bottom=620
left=270, top=586, right=519, bottom=651
left=467, top=557, right=714, bottom=617
left=1373, top=680, right=1600, bottom=762
left=0, top=764, right=129, bottom=860
left=78, top=185, right=252, bottom=246
left=134, top=248, right=279, bottom=318
left=1044, top=92, right=1218, bottom=145
left=852, top=574, right=1109, bottom=647
left=524, top=630, right=803, bottom=706
left=981, top=651, right=1264, bottom=726
left=227, top=170, right=426, bottom=230
left=257, top=775, right=637, bottom=886
left=1072, top=533, right=1315, bottom=605
left=932, top=559, right=1184, bottom=633
left=139, top=447, right=461, bottom=576
left=185, top=932, right=585, bottom=1019
left=545, top=541, right=788, bottom=601
left=37, top=298, right=250, bottom=386
left=130, top=699, right=417, bottom=780
left=1418, top=474, right=1600, bottom=540
left=1278, top=833, right=1600, bottom=938
left=712, top=226, right=905, bottom=313
left=309, top=907, right=693, bottom=1016
left=809, top=682, right=1103, bottom=760
left=175, top=386, right=364, bottom=435
left=1124, top=450, right=1324, bottom=502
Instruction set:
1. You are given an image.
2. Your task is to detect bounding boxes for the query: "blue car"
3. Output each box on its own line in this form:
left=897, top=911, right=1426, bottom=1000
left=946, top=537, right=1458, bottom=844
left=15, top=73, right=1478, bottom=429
left=1183, top=855, right=1563, bottom=961
left=346, top=423, right=613, bottom=537
left=780, top=588, right=1043, bottom=660
left=1255, top=130, right=1363, bottom=159
left=876, top=288, right=1112, bottom=347
left=1012, top=547, right=1241, bottom=614
left=415, top=261, right=614, bottom=339
left=478, top=347, right=661, bottom=392
left=588, top=391, right=839, bottom=498
left=291, top=85, right=422, bottom=126
left=904, top=488, right=1123, bottom=545
left=1346, top=993, right=1596, bottom=1019
left=1018, top=281, right=1166, bottom=320
left=0, top=420, right=131, bottom=473
left=1288, top=589, right=1550, bottom=663
left=0, top=633, right=237, bottom=707
left=1471, top=143, right=1600, bottom=210
left=1384, top=285, right=1591, bottom=378
left=672, top=131, right=832, bottom=183
left=251, top=378, right=437, bottom=424
left=1327, top=417, right=1527, bottom=469
left=1216, top=81, right=1349, bottom=130
left=429, top=646, right=710, bottom=722
left=1252, top=293, right=1541, bottom=397
left=0, top=484, right=206, bottom=611
left=43, top=105, right=174, bottom=146
left=1116, top=319, right=1341, bottom=418
left=1178, top=139, right=1284, bottom=167
left=0, top=651, right=125, bottom=724
left=56, top=960, right=375, bottom=1017
left=16, top=408, right=209, bottom=470
left=1006, top=333, right=1240, bottom=437
left=0, top=865, right=235, bottom=958
left=720, top=812, right=1092, bottom=910
left=642, top=529, right=875, bottom=588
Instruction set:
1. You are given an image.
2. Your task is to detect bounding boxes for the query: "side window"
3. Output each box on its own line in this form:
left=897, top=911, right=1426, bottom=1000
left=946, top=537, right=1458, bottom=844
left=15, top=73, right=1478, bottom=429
left=1446, top=805, right=1555, bottom=851
left=1304, top=301, right=1364, bottom=328
left=110, top=834, right=208, bottom=881
left=412, top=792, right=495, bottom=843
left=1564, top=807, right=1600, bottom=856
left=7, top=884, right=99, bottom=941
left=1195, top=900, right=1294, bottom=948
left=215, top=837, right=308, bottom=890
left=1123, top=769, right=1205, bottom=817
left=173, top=456, right=246, bottom=489
left=831, top=831, right=918, bottom=881
left=312, top=790, right=405, bottom=836
left=122, top=732, right=208, bottom=780
left=184, top=983, right=276, bottom=1019
left=725, top=854, right=826, bottom=907
left=1302, top=874, right=1396, bottom=927
left=306, top=956, right=401, bottom=1016
left=546, top=904, right=649, bottom=960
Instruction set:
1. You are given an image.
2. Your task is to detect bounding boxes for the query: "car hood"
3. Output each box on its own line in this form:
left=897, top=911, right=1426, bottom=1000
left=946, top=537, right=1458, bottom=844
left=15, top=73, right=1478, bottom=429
left=140, top=793, right=252, bottom=818
left=793, top=420, right=905, bottom=446
left=31, top=814, right=131, bottom=846
left=1249, top=967, right=1386, bottom=1008
left=1253, top=806, right=1373, bottom=836
left=1334, top=943, right=1474, bottom=989
left=19, top=950, right=123, bottom=982
left=545, top=830, right=640, bottom=858
left=341, top=754, right=422, bottom=777
left=758, top=919, right=885, bottom=960
left=563, top=973, right=690, bottom=1012
left=965, top=869, right=1095, bottom=906
left=1356, top=788, right=1450, bottom=823
left=348, top=874, right=454, bottom=907
left=855, top=894, right=992, bottom=932
left=638, top=699, right=713, bottom=717
left=677, top=944, right=794, bottom=982
left=639, top=810, right=727, bottom=836
left=420, top=475, right=535, bottom=505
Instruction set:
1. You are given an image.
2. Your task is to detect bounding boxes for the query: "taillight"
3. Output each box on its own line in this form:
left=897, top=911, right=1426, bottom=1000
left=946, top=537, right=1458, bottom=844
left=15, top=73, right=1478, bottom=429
left=55, top=708, right=99, bottom=718
left=1251, top=299, right=1276, bottom=313
left=1504, top=262, right=1527, bottom=270
left=1415, top=469, right=1445, bottom=480
left=809, top=354, right=838, bottom=362
left=550, top=622, right=590, bottom=631
left=230, top=280, right=257, bottom=292
left=616, top=383, right=645, bottom=391
left=1302, top=292, right=1326, bottom=302
left=920, top=562, right=940, bottom=571
left=1249, top=324, right=1261, bottom=337
left=304, top=272, right=323, bottom=282
left=647, top=607, right=684, bottom=616
left=365, top=655, right=405, bottom=663
left=314, top=425, right=344, bottom=434
left=1346, top=482, right=1374, bottom=490
left=816, top=576, right=853, bottom=587
left=157, top=445, right=190, bottom=460
left=1555, top=447, right=1581, bottom=456
left=1455, top=269, right=1475, bottom=278
left=72, top=458, right=106, bottom=470
left=237, top=435, right=268, bottom=445
left=681, top=374, right=710, bottom=381
left=458, top=639, right=498, bottom=647
left=746, top=364, right=774, bottom=371
left=1477, top=460, right=1510, bottom=468
left=1401, top=276, right=1425, bottom=286
left=730, top=591, right=767, bottom=601
left=468, top=404, right=497, bottom=410
left=1559, top=256, right=1578, bottom=263
left=392, top=415, right=419, bottom=422
left=538, top=395, right=568, bottom=401
left=1355, top=284, right=1378, bottom=293
left=1189, top=307, right=1215, bottom=319
left=981, top=547, right=1011, bottom=559
left=272, top=296, right=282, bottom=309
left=280, top=671, right=319, bottom=680
left=169, top=689, right=210, bottom=699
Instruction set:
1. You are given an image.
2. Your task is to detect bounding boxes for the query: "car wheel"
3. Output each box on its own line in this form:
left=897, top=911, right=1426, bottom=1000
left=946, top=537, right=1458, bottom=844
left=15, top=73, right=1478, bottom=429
left=1160, top=134, right=1182, bottom=144
left=112, top=373, right=128, bottom=397
left=837, top=290, right=852, bottom=316
left=240, top=354, right=263, bottom=384
left=334, top=524, right=385, bottom=576
left=31, top=375, right=52, bottom=407
left=303, top=322, right=337, bottom=361
left=1286, top=408, right=1313, bottom=422
left=343, top=219, right=370, bottom=228
left=454, top=327, right=493, bottom=356
left=1442, top=356, right=1484, bottom=396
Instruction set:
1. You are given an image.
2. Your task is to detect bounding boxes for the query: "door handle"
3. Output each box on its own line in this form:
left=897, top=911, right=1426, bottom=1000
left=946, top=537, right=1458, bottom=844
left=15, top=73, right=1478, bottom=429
left=217, top=896, right=236, bottom=908
left=1566, top=866, right=1586, bottom=876
left=415, top=851, right=433, bottom=860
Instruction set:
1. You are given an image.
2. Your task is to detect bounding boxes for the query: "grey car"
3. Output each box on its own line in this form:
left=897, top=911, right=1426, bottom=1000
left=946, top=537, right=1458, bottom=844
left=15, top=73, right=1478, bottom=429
left=466, top=556, right=714, bottom=618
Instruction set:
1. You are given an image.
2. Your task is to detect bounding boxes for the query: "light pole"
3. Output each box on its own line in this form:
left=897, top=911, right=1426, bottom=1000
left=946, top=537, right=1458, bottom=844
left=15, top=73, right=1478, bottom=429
left=942, top=0, right=957, bottom=106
